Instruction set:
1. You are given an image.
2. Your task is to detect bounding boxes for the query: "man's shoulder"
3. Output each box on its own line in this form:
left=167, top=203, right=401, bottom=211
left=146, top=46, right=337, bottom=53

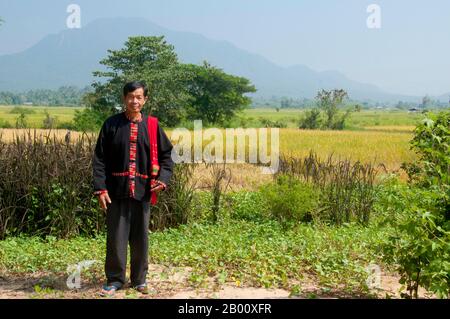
left=103, top=112, right=125, bottom=127
left=106, top=112, right=125, bottom=122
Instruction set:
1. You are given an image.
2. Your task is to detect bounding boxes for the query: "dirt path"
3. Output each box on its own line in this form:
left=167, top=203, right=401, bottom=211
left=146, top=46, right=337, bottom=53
left=0, top=264, right=434, bottom=299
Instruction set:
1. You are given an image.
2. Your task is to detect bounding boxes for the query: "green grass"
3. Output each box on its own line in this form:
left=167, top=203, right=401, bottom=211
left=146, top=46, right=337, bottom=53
left=345, top=110, right=423, bottom=128
left=0, top=105, right=83, bottom=128
left=0, top=235, right=106, bottom=274
left=241, top=108, right=425, bottom=129
left=0, top=105, right=424, bottom=130
left=0, top=220, right=393, bottom=293
left=239, top=108, right=303, bottom=127
left=150, top=220, right=392, bottom=291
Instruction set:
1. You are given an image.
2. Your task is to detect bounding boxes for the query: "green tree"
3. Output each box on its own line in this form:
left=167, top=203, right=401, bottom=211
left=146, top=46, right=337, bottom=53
left=299, top=108, right=322, bottom=129
left=87, top=36, right=192, bottom=126
left=183, top=61, right=256, bottom=126
left=316, top=89, right=349, bottom=129
left=73, top=108, right=105, bottom=132
left=42, top=110, right=57, bottom=129
left=15, top=112, right=27, bottom=129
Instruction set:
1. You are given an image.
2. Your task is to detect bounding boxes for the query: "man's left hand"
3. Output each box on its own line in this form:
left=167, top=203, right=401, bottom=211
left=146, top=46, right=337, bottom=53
left=151, top=185, right=164, bottom=193
left=151, top=180, right=166, bottom=193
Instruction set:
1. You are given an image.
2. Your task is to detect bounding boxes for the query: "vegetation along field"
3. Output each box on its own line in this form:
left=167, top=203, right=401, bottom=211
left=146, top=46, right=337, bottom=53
left=0, top=105, right=423, bottom=130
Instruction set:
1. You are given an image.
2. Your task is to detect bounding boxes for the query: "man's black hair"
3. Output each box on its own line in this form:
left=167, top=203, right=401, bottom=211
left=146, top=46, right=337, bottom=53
left=123, top=81, right=148, bottom=97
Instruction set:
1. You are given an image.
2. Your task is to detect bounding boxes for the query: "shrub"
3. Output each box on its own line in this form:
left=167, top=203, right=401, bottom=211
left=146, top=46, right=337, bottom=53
left=278, top=152, right=380, bottom=225
left=410, top=110, right=450, bottom=186
left=9, top=107, right=36, bottom=114
left=260, top=118, right=287, bottom=128
left=379, top=184, right=449, bottom=298
left=72, top=108, right=107, bottom=132
left=299, top=108, right=321, bottom=129
left=15, top=113, right=27, bottom=128
left=42, top=110, right=57, bottom=129
left=381, top=111, right=450, bottom=298
left=260, top=174, right=319, bottom=227
left=331, top=109, right=352, bottom=130
left=0, top=119, right=12, bottom=128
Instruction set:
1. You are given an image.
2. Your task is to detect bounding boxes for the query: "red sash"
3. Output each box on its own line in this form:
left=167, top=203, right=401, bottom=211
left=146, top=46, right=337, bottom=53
left=147, top=116, right=160, bottom=205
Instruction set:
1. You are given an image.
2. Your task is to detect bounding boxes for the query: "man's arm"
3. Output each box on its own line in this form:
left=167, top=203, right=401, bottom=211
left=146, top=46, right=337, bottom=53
left=156, top=124, right=174, bottom=188
left=93, top=122, right=108, bottom=193
left=93, top=122, right=112, bottom=210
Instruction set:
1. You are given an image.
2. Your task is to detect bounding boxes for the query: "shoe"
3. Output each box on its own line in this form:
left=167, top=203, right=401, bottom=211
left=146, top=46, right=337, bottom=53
left=134, top=284, right=150, bottom=295
left=99, top=284, right=120, bottom=297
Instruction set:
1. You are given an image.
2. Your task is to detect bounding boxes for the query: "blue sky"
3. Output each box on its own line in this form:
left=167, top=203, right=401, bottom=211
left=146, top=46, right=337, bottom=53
left=0, top=0, right=449, bottom=96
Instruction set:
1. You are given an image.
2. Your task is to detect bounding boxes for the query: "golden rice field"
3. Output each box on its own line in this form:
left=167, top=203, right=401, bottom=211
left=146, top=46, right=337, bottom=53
left=278, top=128, right=415, bottom=169
left=1, top=106, right=418, bottom=187
left=0, top=126, right=415, bottom=185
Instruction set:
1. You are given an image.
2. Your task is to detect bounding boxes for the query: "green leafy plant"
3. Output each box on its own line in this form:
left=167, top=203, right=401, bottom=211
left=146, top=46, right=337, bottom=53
left=260, top=174, right=319, bottom=227
left=15, top=112, right=27, bottom=128
left=42, top=110, right=58, bottom=129
left=299, top=108, right=322, bottom=129
left=225, top=191, right=267, bottom=222
left=410, top=110, right=450, bottom=186
left=380, top=185, right=449, bottom=298
left=316, top=89, right=352, bottom=130
left=259, top=118, right=287, bottom=128
left=9, top=107, right=36, bottom=114
left=381, top=111, right=450, bottom=298
left=72, top=108, right=107, bottom=132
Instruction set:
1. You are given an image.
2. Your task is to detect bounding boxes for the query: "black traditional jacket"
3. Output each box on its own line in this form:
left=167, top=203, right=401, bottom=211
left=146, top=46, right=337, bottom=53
left=93, top=112, right=174, bottom=201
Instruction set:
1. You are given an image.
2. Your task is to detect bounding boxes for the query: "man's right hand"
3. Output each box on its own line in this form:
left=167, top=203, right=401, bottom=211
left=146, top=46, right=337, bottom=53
left=98, top=192, right=112, bottom=211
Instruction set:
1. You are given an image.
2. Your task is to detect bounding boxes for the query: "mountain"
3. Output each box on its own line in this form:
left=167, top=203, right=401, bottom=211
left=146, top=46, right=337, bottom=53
left=436, top=92, right=450, bottom=103
left=0, top=17, right=429, bottom=102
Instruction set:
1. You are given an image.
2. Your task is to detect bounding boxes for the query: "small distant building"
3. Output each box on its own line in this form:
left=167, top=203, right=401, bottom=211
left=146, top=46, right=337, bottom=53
left=408, top=107, right=420, bottom=113
left=23, top=102, right=33, bottom=106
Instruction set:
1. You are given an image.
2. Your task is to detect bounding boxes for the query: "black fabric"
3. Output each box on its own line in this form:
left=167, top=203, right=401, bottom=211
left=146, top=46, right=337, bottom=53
left=105, top=198, right=150, bottom=287
left=93, top=112, right=174, bottom=201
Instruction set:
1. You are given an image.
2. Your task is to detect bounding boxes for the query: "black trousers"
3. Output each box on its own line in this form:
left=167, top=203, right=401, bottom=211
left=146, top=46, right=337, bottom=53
left=105, top=197, right=150, bottom=288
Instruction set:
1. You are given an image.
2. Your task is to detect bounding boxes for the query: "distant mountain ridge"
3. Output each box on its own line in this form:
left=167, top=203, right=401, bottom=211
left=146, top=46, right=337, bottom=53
left=0, top=17, right=446, bottom=103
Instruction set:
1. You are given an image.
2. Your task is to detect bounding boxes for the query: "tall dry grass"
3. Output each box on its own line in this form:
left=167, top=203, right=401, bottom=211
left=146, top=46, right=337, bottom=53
left=277, top=152, right=384, bottom=224
left=0, top=130, right=199, bottom=238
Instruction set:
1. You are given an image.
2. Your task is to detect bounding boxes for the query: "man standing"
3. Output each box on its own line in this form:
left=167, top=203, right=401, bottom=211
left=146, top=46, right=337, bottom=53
left=93, top=81, right=174, bottom=296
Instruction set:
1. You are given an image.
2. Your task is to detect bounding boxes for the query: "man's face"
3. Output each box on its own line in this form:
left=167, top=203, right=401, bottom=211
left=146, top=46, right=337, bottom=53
left=123, top=88, right=148, bottom=113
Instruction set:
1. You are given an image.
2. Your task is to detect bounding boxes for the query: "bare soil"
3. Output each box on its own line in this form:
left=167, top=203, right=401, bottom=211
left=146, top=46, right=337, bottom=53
left=0, top=264, right=435, bottom=299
